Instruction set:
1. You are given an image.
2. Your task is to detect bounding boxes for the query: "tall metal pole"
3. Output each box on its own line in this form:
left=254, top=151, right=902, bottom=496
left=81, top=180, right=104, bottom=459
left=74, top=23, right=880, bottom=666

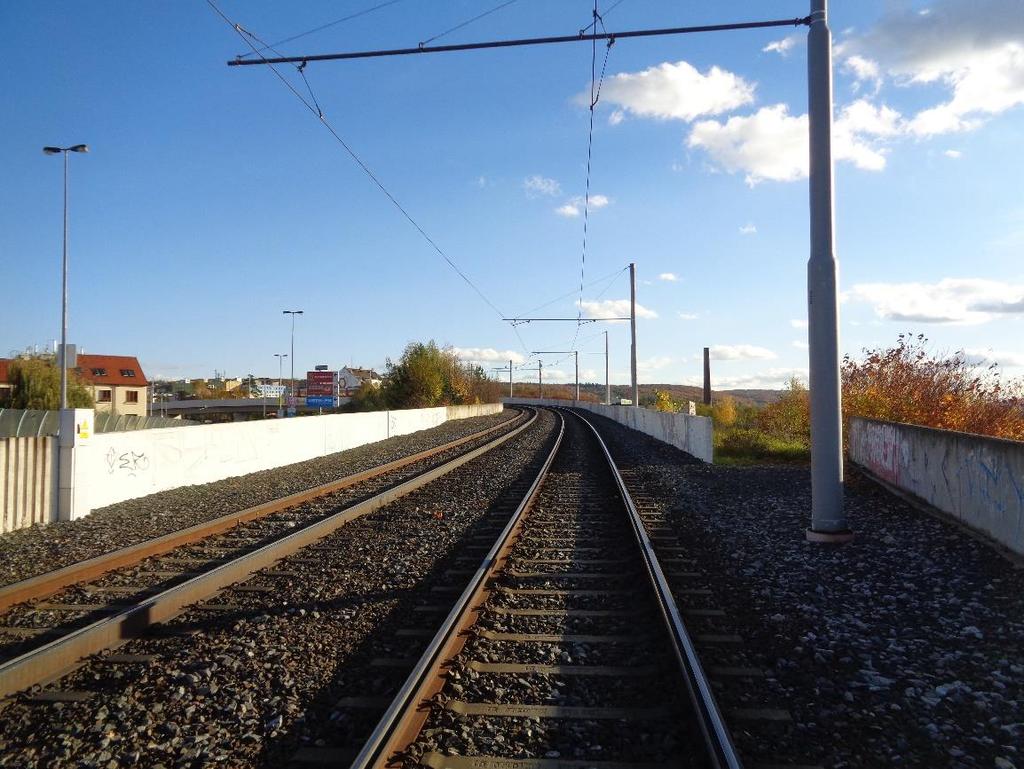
left=539, top=360, right=543, bottom=398
left=703, top=347, right=712, bottom=405
left=290, top=314, right=296, bottom=395
left=806, top=0, right=848, bottom=539
left=509, top=359, right=513, bottom=398
left=574, top=351, right=580, bottom=402
left=605, top=330, right=610, bottom=405
left=60, top=150, right=69, bottom=410
left=629, top=262, right=638, bottom=407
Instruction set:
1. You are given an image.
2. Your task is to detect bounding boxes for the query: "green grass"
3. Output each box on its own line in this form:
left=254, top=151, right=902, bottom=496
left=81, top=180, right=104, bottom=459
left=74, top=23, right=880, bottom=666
left=713, top=427, right=811, bottom=465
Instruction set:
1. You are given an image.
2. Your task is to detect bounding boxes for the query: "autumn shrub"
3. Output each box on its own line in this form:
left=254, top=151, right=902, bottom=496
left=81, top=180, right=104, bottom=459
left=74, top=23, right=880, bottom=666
left=756, top=377, right=810, bottom=443
left=842, top=333, right=1024, bottom=440
left=653, top=389, right=681, bottom=413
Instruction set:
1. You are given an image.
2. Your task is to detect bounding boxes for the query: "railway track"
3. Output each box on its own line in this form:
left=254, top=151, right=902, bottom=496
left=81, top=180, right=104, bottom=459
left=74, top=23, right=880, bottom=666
left=351, top=407, right=741, bottom=769
left=0, top=407, right=536, bottom=701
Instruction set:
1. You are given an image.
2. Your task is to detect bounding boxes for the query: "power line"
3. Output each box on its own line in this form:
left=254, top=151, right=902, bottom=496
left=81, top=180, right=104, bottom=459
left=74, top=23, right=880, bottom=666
left=517, top=265, right=626, bottom=317
left=226, top=17, right=811, bottom=66
left=571, top=6, right=614, bottom=352
left=236, top=0, right=407, bottom=59
left=209, top=1, right=525, bottom=353
left=420, top=0, right=520, bottom=47
left=579, top=0, right=630, bottom=35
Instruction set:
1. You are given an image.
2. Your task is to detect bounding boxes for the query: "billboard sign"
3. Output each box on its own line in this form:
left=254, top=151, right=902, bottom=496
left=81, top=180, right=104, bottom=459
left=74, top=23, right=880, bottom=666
left=306, top=395, right=336, bottom=408
left=306, top=370, right=337, bottom=397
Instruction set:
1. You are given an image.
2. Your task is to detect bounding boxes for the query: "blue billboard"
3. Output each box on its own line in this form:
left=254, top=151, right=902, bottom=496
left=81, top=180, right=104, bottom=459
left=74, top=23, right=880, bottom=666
left=306, top=396, right=336, bottom=408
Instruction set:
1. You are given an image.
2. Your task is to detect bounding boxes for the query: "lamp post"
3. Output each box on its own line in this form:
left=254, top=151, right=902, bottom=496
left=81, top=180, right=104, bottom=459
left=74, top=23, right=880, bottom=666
left=282, top=310, right=303, bottom=413
left=43, top=144, right=89, bottom=410
left=274, top=353, right=288, bottom=414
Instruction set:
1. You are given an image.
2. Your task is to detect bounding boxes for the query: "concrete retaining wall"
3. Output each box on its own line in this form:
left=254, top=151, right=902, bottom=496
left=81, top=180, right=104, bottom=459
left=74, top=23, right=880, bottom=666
left=75, top=404, right=502, bottom=516
left=0, top=437, right=58, bottom=533
left=849, top=417, right=1024, bottom=556
left=505, top=398, right=713, bottom=463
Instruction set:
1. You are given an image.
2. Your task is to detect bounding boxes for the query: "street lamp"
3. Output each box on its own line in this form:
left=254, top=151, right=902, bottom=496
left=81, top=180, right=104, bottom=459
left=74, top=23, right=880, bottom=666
left=274, top=353, right=288, bottom=414
left=43, top=144, right=89, bottom=410
left=282, top=310, right=303, bottom=413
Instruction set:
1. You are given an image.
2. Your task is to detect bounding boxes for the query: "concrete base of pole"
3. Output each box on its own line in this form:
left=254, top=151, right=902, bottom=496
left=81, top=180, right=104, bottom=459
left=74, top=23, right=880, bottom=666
left=805, top=528, right=855, bottom=543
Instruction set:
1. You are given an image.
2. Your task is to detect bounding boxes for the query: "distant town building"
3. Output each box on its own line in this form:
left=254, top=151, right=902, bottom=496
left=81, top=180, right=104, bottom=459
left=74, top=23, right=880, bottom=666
left=0, top=353, right=149, bottom=415
left=0, top=359, right=11, bottom=401
left=338, top=367, right=382, bottom=396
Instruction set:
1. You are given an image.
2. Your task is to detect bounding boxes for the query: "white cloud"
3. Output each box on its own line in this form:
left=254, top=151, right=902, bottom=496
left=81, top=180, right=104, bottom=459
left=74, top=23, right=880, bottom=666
left=678, top=312, right=698, bottom=320
left=658, top=272, right=679, bottom=282
left=608, top=109, right=625, bottom=125
left=684, top=367, right=808, bottom=389
left=596, top=60, right=755, bottom=122
left=638, top=356, right=673, bottom=373
left=688, top=100, right=903, bottom=184
left=790, top=319, right=808, bottom=329
left=842, top=54, right=883, bottom=94
left=523, top=175, right=561, bottom=197
left=555, top=194, right=610, bottom=217
left=763, top=35, right=801, bottom=57
left=839, top=0, right=1024, bottom=137
left=577, top=298, right=657, bottom=320
left=944, top=149, right=963, bottom=158
left=960, top=348, right=1024, bottom=368
left=739, top=223, right=757, bottom=235
left=845, top=278, right=1024, bottom=324
left=709, top=344, right=777, bottom=361
left=474, top=175, right=489, bottom=188
left=792, top=340, right=809, bottom=350
left=452, top=347, right=526, bottom=365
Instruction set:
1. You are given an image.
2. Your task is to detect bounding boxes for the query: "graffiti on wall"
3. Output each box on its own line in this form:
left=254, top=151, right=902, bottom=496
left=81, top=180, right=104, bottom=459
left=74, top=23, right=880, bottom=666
left=105, top=447, right=150, bottom=477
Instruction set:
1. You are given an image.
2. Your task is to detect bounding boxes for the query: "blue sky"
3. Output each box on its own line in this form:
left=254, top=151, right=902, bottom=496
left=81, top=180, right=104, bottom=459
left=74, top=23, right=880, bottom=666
left=2, top=1, right=1022, bottom=389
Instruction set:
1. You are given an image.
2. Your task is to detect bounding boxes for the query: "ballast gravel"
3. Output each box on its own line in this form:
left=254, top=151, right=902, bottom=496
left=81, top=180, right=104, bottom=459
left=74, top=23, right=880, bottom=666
left=0, top=409, right=558, bottom=769
left=585, top=410, right=1024, bottom=769
left=0, top=409, right=517, bottom=587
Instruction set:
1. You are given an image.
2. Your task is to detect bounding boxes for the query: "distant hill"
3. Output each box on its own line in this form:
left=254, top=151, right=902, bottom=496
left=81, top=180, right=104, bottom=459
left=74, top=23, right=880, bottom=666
left=572, top=383, right=783, bottom=408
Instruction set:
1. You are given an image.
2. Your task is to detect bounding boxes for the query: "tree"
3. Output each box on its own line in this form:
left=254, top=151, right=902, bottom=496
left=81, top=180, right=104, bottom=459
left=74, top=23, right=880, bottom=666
left=8, top=355, right=94, bottom=409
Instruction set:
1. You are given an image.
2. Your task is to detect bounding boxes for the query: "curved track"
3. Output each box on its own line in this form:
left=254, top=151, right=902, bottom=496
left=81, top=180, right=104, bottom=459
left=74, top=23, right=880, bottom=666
left=351, top=407, right=741, bottom=769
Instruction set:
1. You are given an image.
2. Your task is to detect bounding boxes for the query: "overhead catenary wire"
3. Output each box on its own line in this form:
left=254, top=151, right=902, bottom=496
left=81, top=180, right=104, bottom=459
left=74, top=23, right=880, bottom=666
left=419, top=0, right=520, bottom=47
left=579, top=0, right=630, bottom=35
left=208, top=0, right=531, bottom=355
left=517, top=265, right=627, bottom=318
left=570, top=4, right=614, bottom=353
left=237, top=0, right=408, bottom=59
left=226, top=17, right=811, bottom=66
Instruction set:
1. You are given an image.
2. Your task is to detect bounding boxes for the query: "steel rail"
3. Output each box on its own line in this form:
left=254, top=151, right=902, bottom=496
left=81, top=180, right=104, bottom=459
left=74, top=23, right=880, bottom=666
left=0, top=408, right=538, bottom=700
left=574, top=409, right=743, bottom=769
left=350, top=409, right=566, bottom=769
left=0, top=409, right=526, bottom=612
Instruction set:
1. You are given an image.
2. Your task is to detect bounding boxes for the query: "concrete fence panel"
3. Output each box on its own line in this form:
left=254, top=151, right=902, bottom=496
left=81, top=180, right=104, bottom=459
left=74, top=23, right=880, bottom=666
left=849, top=417, right=1024, bottom=557
left=0, top=436, right=58, bottom=533
left=79, top=404, right=503, bottom=515
left=504, top=398, right=713, bottom=463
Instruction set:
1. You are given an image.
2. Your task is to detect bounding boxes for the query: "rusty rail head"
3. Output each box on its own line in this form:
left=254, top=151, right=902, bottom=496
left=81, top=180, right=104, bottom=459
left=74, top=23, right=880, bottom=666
left=0, top=409, right=538, bottom=701
left=0, top=409, right=525, bottom=613
left=350, top=409, right=566, bottom=769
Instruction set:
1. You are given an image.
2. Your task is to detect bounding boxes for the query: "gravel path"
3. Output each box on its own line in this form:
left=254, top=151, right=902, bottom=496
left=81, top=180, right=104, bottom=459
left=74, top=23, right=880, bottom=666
left=0, top=409, right=558, bottom=768
left=0, top=410, right=517, bottom=587
left=585, top=410, right=1024, bottom=769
